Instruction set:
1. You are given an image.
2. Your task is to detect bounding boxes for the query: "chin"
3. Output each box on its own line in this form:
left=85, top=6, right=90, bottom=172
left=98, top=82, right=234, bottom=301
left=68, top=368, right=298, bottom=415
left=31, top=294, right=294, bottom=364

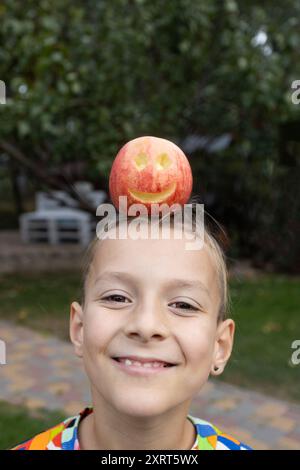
left=112, top=394, right=169, bottom=418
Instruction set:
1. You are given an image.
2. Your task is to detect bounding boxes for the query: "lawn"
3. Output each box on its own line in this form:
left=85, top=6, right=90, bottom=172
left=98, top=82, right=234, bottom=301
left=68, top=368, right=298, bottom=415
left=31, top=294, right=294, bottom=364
left=0, top=400, right=66, bottom=450
left=0, top=271, right=82, bottom=341
left=0, top=271, right=299, bottom=403
left=222, top=274, right=300, bottom=403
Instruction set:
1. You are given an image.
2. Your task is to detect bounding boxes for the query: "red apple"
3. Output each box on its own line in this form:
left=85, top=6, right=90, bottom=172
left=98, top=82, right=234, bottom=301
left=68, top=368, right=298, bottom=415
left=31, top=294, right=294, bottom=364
left=109, top=136, right=193, bottom=213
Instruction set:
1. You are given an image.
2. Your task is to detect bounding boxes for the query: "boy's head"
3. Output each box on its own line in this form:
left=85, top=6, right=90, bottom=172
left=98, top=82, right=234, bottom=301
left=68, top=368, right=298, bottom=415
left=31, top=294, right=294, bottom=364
left=70, top=203, right=235, bottom=418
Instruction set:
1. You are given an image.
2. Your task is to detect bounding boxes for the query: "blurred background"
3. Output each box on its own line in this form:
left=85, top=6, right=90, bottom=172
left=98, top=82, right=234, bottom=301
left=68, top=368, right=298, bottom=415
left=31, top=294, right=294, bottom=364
left=0, top=0, right=299, bottom=450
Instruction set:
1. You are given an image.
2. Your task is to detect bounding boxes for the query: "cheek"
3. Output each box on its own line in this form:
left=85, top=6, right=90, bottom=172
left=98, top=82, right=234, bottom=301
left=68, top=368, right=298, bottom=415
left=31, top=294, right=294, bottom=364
left=178, top=318, right=216, bottom=365
left=82, top=305, right=117, bottom=354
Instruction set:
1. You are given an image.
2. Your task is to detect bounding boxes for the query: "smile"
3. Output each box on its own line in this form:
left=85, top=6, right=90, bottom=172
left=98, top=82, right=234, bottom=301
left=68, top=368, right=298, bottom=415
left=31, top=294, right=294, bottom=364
left=111, top=357, right=177, bottom=377
left=128, top=182, right=176, bottom=203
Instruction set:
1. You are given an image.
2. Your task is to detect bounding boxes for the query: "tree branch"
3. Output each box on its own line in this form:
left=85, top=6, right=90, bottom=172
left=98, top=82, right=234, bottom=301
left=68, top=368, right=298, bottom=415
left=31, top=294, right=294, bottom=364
left=0, top=140, right=103, bottom=215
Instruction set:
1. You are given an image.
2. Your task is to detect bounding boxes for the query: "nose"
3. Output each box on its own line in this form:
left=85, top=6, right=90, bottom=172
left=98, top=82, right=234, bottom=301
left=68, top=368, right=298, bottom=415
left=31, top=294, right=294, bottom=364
left=123, top=297, right=169, bottom=342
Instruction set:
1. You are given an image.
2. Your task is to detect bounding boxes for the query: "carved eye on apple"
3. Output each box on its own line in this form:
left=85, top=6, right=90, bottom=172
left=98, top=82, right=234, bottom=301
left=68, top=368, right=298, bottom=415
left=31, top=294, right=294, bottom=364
left=134, top=153, right=148, bottom=170
left=109, top=136, right=193, bottom=213
left=134, top=152, right=172, bottom=172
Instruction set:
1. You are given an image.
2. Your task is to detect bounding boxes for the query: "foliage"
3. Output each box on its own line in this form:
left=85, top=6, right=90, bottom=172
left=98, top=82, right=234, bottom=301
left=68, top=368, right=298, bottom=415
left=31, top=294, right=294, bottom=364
left=0, top=0, right=299, bottom=269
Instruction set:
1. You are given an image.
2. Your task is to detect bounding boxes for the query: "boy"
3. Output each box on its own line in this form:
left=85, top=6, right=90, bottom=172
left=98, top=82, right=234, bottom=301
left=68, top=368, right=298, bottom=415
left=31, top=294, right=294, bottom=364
left=12, top=208, right=252, bottom=450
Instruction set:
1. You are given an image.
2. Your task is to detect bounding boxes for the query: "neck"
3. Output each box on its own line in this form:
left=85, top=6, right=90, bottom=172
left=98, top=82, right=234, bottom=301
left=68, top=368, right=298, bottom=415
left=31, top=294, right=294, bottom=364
left=78, top=394, right=196, bottom=450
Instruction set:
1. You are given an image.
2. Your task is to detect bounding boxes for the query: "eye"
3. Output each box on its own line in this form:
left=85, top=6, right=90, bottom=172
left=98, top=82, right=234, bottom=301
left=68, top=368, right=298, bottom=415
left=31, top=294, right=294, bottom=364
left=134, top=153, right=148, bottom=170
left=169, top=301, right=199, bottom=311
left=102, top=294, right=131, bottom=303
left=156, top=153, right=172, bottom=170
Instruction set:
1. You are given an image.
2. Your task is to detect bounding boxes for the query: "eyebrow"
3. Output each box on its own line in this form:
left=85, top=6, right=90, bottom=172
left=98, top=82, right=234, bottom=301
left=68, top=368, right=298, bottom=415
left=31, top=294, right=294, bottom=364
left=94, top=271, right=211, bottom=299
left=164, top=278, right=211, bottom=299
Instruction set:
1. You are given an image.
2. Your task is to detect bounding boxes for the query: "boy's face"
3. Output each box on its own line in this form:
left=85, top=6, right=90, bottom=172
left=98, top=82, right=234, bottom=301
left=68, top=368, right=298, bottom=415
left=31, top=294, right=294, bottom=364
left=70, top=227, right=234, bottom=418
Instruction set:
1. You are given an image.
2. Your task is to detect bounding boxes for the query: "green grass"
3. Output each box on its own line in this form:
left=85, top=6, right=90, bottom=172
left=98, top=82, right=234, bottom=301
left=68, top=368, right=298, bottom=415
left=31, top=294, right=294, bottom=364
left=0, top=400, right=66, bottom=450
left=0, top=271, right=81, bottom=340
left=222, top=274, right=300, bottom=403
left=0, top=271, right=299, bottom=403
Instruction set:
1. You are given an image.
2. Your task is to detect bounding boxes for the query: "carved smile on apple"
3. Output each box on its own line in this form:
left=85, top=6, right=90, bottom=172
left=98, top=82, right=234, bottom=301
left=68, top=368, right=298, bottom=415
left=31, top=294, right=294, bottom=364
left=128, top=182, right=177, bottom=203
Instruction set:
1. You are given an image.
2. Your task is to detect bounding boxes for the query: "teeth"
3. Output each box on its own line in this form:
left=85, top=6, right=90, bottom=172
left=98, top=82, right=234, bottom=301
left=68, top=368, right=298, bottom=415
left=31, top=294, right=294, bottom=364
left=120, top=358, right=167, bottom=368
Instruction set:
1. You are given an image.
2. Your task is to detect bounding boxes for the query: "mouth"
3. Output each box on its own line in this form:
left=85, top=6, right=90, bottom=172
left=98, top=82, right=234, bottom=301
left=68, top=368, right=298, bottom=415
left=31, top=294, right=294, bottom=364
left=128, top=182, right=176, bottom=203
left=111, top=356, right=177, bottom=376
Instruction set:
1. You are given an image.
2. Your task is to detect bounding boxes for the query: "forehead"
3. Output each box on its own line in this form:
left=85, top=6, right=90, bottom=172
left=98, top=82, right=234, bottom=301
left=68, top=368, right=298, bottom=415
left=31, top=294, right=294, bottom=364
left=88, top=228, right=219, bottom=302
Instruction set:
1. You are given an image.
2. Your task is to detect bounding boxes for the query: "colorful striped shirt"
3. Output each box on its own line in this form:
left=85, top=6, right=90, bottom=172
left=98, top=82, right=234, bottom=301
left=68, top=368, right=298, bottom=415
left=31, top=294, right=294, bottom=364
left=11, top=406, right=252, bottom=450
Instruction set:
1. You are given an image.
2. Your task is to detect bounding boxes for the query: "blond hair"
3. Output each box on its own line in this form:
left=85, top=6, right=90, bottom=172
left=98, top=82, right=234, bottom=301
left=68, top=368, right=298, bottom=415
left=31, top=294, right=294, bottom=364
left=80, top=199, right=231, bottom=322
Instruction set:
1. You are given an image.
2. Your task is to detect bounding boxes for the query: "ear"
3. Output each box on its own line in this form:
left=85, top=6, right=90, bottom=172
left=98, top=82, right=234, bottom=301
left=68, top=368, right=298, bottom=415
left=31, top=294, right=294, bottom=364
left=210, top=318, right=235, bottom=376
left=70, top=301, right=84, bottom=358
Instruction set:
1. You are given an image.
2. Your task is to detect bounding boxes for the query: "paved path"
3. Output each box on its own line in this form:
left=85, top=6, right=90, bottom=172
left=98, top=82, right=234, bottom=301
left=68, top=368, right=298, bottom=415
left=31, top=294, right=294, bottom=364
left=0, top=320, right=299, bottom=450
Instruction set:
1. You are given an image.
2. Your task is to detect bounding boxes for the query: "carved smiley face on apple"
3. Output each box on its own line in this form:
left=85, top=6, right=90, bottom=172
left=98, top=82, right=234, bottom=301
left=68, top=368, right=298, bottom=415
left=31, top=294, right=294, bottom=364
left=109, top=136, right=193, bottom=213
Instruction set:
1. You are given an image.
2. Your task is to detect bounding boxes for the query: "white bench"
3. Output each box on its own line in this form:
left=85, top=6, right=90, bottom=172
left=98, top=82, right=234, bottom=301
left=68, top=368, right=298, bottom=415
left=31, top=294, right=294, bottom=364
left=20, top=209, right=92, bottom=246
left=19, top=188, right=106, bottom=246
